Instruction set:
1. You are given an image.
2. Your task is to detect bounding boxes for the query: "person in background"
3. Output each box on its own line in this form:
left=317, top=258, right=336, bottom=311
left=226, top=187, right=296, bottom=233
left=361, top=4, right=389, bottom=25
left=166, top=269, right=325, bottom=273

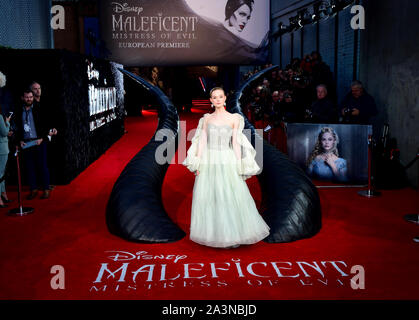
left=16, top=89, right=55, bottom=200
left=30, top=81, right=58, bottom=191
left=262, top=78, right=271, bottom=93
left=279, top=91, right=303, bottom=122
left=250, top=92, right=264, bottom=128
left=0, top=71, right=14, bottom=116
left=339, top=80, right=378, bottom=124
left=0, top=111, right=11, bottom=207
left=0, top=71, right=15, bottom=136
left=266, top=90, right=282, bottom=124
left=307, top=84, right=338, bottom=123
left=311, top=51, right=336, bottom=102
left=300, top=54, right=314, bottom=74
left=0, top=71, right=12, bottom=207
left=265, top=90, right=283, bottom=148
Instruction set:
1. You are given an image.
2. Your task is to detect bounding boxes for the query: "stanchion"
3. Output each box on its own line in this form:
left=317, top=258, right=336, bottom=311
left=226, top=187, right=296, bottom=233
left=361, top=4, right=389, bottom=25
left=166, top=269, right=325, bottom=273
left=8, top=146, right=34, bottom=216
left=358, top=134, right=381, bottom=198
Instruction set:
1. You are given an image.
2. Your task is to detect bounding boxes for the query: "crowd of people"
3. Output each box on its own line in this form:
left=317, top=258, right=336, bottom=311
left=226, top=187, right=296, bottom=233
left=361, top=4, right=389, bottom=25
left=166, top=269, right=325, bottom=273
left=0, top=71, right=57, bottom=205
left=242, top=51, right=378, bottom=131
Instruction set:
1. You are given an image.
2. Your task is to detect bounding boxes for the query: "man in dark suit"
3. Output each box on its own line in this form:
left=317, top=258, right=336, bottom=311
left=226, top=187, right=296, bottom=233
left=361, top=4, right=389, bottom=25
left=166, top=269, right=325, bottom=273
left=16, top=88, right=56, bottom=199
left=339, top=80, right=378, bottom=124
left=308, top=84, right=338, bottom=123
left=30, top=81, right=58, bottom=190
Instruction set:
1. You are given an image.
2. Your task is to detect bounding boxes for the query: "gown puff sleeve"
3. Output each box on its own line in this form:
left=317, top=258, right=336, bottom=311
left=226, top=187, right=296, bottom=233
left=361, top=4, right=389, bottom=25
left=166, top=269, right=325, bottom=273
left=182, top=114, right=207, bottom=173
left=235, top=114, right=261, bottom=180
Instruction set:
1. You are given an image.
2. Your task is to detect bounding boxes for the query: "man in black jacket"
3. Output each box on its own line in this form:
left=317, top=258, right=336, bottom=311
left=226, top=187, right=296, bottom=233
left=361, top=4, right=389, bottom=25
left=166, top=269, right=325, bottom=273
left=30, top=81, right=58, bottom=191
left=16, top=89, right=56, bottom=199
left=339, top=80, right=378, bottom=124
left=308, top=84, right=338, bottom=123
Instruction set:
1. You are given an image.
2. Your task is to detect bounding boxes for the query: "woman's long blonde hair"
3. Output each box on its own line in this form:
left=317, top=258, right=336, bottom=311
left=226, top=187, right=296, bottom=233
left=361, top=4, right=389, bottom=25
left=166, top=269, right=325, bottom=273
left=306, top=127, right=340, bottom=165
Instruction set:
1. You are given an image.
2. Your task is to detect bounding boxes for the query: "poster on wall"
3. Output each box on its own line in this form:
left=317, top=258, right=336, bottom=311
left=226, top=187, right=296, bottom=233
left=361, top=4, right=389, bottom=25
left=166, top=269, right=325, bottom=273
left=99, top=0, right=270, bottom=66
left=286, top=123, right=372, bottom=184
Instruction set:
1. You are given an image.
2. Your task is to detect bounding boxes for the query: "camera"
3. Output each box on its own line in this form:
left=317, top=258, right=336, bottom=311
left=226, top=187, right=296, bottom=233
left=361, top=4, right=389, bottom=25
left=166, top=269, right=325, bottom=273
left=305, top=108, right=313, bottom=119
left=252, top=106, right=263, bottom=121
left=283, top=92, right=291, bottom=99
left=252, top=104, right=262, bottom=114
left=343, top=107, right=353, bottom=115
left=292, top=75, right=308, bottom=84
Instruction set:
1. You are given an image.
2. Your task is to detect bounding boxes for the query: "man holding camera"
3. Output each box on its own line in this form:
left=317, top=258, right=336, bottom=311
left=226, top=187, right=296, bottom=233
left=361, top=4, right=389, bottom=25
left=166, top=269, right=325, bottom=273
left=339, top=80, right=378, bottom=124
left=16, top=88, right=57, bottom=200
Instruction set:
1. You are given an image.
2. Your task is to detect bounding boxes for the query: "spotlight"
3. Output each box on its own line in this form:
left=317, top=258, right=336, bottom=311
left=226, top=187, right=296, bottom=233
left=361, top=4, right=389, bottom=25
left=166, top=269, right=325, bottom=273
left=279, top=22, right=292, bottom=34
left=336, top=0, right=354, bottom=11
left=312, top=1, right=329, bottom=23
left=278, top=22, right=288, bottom=31
left=272, top=22, right=291, bottom=39
left=297, top=8, right=312, bottom=27
left=326, top=0, right=354, bottom=17
left=329, top=0, right=354, bottom=15
left=289, top=15, right=300, bottom=31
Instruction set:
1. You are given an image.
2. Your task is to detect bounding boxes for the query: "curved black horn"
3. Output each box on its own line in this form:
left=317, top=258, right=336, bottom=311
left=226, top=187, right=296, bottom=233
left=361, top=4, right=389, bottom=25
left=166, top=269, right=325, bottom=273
left=228, top=66, right=322, bottom=242
left=106, top=69, right=186, bottom=243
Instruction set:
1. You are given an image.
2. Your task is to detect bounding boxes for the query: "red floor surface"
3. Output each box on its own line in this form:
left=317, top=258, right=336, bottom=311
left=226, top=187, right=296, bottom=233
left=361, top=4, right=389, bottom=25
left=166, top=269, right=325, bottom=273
left=0, top=109, right=418, bottom=300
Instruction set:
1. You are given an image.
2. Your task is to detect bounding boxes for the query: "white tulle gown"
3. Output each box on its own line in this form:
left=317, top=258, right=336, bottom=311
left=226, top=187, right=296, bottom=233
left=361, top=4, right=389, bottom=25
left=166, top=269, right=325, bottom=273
left=182, top=113, right=270, bottom=248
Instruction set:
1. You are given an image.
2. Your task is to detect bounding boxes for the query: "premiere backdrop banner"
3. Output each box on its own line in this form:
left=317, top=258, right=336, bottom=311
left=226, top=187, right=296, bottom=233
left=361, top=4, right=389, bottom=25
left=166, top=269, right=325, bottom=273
left=99, top=0, right=270, bottom=66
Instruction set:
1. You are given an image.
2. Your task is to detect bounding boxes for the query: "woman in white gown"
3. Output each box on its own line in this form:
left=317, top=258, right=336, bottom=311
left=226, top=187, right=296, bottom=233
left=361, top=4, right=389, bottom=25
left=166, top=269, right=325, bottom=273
left=182, top=87, right=270, bottom=248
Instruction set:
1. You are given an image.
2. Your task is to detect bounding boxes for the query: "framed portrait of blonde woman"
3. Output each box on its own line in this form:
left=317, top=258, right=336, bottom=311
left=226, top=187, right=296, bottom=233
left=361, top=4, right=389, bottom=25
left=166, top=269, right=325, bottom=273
left=286, top=123, right=372, bottom=185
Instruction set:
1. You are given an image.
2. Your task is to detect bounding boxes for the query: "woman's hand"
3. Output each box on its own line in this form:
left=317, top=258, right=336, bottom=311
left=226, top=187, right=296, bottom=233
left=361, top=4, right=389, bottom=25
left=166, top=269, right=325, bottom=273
left=324, top=154, right=338, bottom=173
left=5, top=115, right=11, bottom=123
left=195, top=170, right=200, bottom=176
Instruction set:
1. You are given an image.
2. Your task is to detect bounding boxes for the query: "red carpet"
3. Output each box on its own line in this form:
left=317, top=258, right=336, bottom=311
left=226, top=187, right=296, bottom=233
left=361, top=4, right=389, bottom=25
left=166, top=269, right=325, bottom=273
left=0, top=109, right=418, bottom=300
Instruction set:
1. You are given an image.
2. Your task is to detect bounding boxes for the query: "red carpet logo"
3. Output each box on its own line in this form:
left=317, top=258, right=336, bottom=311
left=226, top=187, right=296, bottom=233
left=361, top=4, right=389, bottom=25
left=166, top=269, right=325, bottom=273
left=105, top=250, right=187, bottom=263
left=89, top=251, right=362, bottom=293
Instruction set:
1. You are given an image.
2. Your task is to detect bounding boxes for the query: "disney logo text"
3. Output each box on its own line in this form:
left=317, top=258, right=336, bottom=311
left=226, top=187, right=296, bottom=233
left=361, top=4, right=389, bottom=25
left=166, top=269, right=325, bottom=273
left=111, top=2, right=143, bottom=15
left=106, top=251, right=187, bottom=263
